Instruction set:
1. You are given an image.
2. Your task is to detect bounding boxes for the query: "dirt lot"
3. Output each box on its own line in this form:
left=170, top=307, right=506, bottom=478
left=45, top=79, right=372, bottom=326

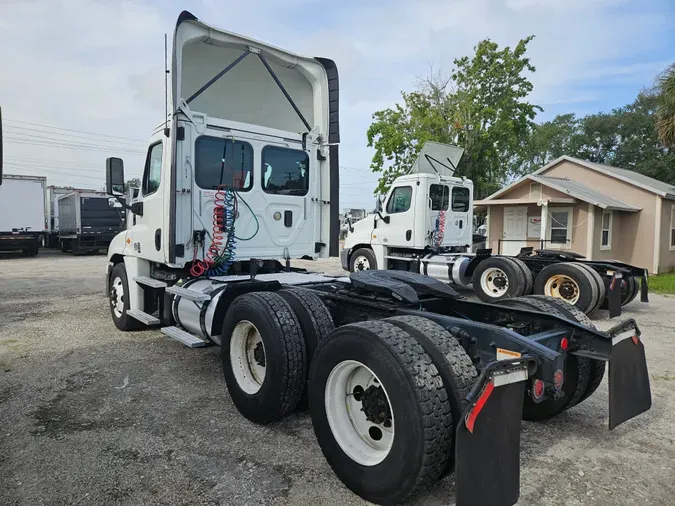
left=1, top=250, right=674, bottom=505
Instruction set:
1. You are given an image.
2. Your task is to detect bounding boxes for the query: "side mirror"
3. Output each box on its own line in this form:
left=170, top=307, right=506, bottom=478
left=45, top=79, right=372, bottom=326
left=106, top=157, right=125, bottom=195
left=0, top=105, right=4, bottom=184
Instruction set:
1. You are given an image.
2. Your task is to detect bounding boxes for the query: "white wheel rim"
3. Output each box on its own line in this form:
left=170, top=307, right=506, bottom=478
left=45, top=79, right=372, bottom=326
left=354, top=255, right=371, bottom=270
left=230, top=320, right=266, bottom=394
left=110, top=276, right=125, bottom=318
left=325, top=360, right=394, bottom=466
left=544, top=274, right=580, bottom=304
left=480, top=267, right=509, bottom=297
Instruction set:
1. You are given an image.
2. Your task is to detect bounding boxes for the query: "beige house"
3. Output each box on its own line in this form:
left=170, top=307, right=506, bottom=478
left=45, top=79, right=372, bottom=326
left=475, top=156, right=675, bottom=274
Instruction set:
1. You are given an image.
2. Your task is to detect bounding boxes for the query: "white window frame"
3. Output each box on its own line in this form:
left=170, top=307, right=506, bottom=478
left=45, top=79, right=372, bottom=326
left=548, top=207, right=572, bottom=250
left=670, top=205, right=675, bottom=251
left=600, top=210, right=612, bottom=250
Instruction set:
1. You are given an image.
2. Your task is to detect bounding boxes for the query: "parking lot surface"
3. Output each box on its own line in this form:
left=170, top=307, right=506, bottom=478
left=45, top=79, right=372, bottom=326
left=1, top=250, right=674, bottom=505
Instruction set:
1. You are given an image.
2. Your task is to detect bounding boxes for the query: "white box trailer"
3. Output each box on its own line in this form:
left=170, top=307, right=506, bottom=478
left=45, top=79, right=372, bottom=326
left=0, top=174, right=46, bottom=256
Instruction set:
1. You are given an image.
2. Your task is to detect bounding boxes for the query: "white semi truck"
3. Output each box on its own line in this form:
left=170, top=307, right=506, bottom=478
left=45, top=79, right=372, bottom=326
left=0, top=173, right=46, bottom=256
left=0, top=14, right=651, bottom=506
left=340, top=145, right=649, bottom=317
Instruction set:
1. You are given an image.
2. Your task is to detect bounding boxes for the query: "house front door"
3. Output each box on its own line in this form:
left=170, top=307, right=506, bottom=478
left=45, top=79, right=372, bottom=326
left=502, top=206, right=528, bottom=255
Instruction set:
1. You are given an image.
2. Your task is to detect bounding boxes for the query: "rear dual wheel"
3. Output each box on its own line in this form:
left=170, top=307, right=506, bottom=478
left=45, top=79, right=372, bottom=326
left=309, top=317, right=476, bottom=504
left=534, top=262, right=605, bottom=315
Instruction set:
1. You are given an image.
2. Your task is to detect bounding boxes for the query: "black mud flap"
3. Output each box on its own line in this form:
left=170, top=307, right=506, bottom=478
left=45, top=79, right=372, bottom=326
left=640, top=273, right=649, bottom=303
left=609, top=326, right=651, bottom=430
left=455, top=359, right=531, bottom=506
left=608, top=272, right=623, bottom=318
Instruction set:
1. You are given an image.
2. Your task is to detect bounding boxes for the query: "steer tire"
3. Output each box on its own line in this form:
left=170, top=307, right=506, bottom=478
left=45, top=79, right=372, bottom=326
left=506, top=257, right=534, bottom=295
left=495, top=296, right=591, bottom=419
left=472, top=257, right=524, bottom=302
left=527, top=295, right=607, bottom=406
left=349, top=247, right=377, bottom=272
left=278, top=288, right=335, bottom=409
left=221, top=292, right=306, bottom=424
left=309, top=320, right=451, bottom=504
left=386, top=315, right=478, bottom=476
left=534, top=263, right=598, bottom=314
left=108, top=262, right=143, bottom=331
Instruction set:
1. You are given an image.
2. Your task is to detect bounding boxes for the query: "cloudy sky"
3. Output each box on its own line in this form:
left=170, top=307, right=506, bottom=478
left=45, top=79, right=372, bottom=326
left=1, top=0, right=673, bottom=209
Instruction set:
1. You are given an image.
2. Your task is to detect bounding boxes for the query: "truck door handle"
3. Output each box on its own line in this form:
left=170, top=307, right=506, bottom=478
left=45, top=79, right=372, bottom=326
left=284, top=210, right=292, bottom=228
left=406, top=230, right=412, bottom=241
left=155, top=229, right=161, bottom=251
left=459, top=220, right=463, bottom=229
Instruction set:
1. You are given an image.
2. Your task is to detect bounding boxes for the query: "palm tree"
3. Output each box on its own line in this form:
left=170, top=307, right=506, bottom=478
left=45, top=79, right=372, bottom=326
left=656, top=64, right=675, bottom=147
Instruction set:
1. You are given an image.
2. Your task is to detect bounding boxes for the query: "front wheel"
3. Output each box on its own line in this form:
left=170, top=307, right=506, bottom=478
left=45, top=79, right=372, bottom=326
left=109, top=263, right=141, bottom=331
left=349, top=248, right=377, bottom=272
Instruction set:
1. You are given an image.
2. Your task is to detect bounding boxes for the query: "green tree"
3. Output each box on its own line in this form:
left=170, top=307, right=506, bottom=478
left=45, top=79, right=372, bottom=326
left=124, top=178, right=141, bottom=192
left=367, top=36, right=542, bottom=198
left=514, top=92, right=675, bottom=185
left=656, top=63, right=675, bottom=147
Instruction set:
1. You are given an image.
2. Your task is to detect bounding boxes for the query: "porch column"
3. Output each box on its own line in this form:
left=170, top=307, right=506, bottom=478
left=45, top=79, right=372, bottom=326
left=539, top=201, right=548, bottom=249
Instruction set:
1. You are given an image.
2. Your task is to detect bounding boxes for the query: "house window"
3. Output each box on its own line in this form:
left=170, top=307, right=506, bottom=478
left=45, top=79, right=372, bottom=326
left=601, top=211, right=612, bottom=250
left=530, top=182, right=541, bottom=199
left=670, top=205, right=675, bottom=250
left=549, top=208, right=571, bottom=246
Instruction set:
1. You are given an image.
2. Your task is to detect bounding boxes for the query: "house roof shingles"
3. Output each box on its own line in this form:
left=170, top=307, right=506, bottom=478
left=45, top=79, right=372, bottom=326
left=529, top=175, right=641, bottom=211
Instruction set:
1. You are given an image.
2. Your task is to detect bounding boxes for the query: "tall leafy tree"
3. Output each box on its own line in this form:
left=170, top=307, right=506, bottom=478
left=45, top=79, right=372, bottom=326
left=656, top=63, right=675, bottom=147
left=367, top=37, right=541, bottom=199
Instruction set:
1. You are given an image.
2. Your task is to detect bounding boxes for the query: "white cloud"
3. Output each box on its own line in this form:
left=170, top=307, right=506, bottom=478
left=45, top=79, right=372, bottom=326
left=0, top=0, right=669, bottom=206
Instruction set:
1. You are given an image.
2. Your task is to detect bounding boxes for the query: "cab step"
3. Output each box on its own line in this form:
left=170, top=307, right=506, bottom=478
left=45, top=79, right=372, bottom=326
left=161, top=326, right=207, bottom=348
left=134, top=276, right=167, bottom=289
left=165, top=285, right=212, bottom=302
left=127, top=309, right=160, bottom=325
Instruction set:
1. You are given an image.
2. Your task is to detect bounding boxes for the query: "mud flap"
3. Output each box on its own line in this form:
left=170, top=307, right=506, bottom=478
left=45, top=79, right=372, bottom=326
left=609, top=329, right=651, bottom=430
left=608, top=272, right=623, bottom=318
left=640, top=273, right=649, bottom=303
left=455, top=360, right=531, bottom=506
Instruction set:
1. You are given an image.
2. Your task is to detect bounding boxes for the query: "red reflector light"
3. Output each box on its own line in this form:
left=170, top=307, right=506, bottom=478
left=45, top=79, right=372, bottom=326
left=560, top=337, right=569, bottom=350
left=533, top=379, right=545, bottom=399
left=554, top=369, right=564, bottom=389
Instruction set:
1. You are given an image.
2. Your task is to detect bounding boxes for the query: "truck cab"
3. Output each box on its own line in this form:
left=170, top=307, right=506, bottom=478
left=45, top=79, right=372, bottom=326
left=342, top=143, right=473, bottom=272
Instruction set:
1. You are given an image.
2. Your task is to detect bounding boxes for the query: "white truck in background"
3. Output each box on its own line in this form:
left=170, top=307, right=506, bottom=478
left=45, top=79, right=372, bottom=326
left=0, top=174, right=46, bottom=256
left=45, top=185, right=97, bottom=248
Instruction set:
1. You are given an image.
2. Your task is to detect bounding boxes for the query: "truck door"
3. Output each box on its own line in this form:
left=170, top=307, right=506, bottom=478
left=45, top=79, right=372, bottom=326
left=129, top=133, right=166, bottom=263
left=446, top=185, right=472, bottom=246
left=378, top=183, right=416, bottom=247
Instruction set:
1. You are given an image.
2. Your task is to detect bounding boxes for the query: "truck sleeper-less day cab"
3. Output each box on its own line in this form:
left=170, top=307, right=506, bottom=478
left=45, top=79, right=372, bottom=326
left=0, top=12, right=651, bottom=506
left=341, top=147, right=649, bottom=318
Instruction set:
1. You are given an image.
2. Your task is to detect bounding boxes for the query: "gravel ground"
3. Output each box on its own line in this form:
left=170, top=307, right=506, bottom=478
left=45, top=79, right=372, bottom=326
left=1, top=250, right=674, bottom=505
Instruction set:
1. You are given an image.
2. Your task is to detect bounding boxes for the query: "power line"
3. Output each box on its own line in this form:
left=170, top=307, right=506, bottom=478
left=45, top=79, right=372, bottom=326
left=4, top=162, right=141, bottom=181
left=4, top=118, right=148, bottom=143
left=5, top=125, right=147, bottom=147
left=5, top=137, right=145, bottom=154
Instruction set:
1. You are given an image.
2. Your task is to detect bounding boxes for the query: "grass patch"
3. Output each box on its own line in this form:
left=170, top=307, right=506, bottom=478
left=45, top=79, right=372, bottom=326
left=648, top=272, right=675, bottom=294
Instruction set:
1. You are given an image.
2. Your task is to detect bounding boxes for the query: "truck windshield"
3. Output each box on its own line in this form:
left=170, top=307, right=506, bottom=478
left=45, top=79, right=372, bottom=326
left=195, top=136, right=253, bottom=190
left=262, top=146, right=309, bottom=196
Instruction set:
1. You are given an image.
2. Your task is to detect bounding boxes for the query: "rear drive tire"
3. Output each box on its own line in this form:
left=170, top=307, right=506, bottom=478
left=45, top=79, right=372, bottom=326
left=349, top=248, right=377, bottom=272
left=495, top=296, right=591, bottom=419
left=309, top=320, right=451, bottom=504
left=574, top=263, right=606, bottom=313
left=534, top=263, right=598, bottom=314
left=221, top=292, right=306, bottom=423
left=599, top=275, right=637, bottom=309
left=472, top=257, right=524, bottom=302
left=505, top=257, right=534, bottom=295
left=386, top=315, right=477, bottom=475
left=277, top=288, right=335, bottom=409
left=109, top=262, right=142, bottom=331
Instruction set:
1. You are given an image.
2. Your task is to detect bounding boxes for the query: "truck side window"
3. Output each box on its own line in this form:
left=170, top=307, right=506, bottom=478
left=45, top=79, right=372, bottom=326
left=195, top=137, right=253, bottom=190
left=452, top=187, right=470, bottom=212
left=386, top=186, right=413, bottom=214
left=429, top=184, right=449, bottom=210
left=142, top=142, right=163, bottom=196
left=261, top=146, right=309, bottom=196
